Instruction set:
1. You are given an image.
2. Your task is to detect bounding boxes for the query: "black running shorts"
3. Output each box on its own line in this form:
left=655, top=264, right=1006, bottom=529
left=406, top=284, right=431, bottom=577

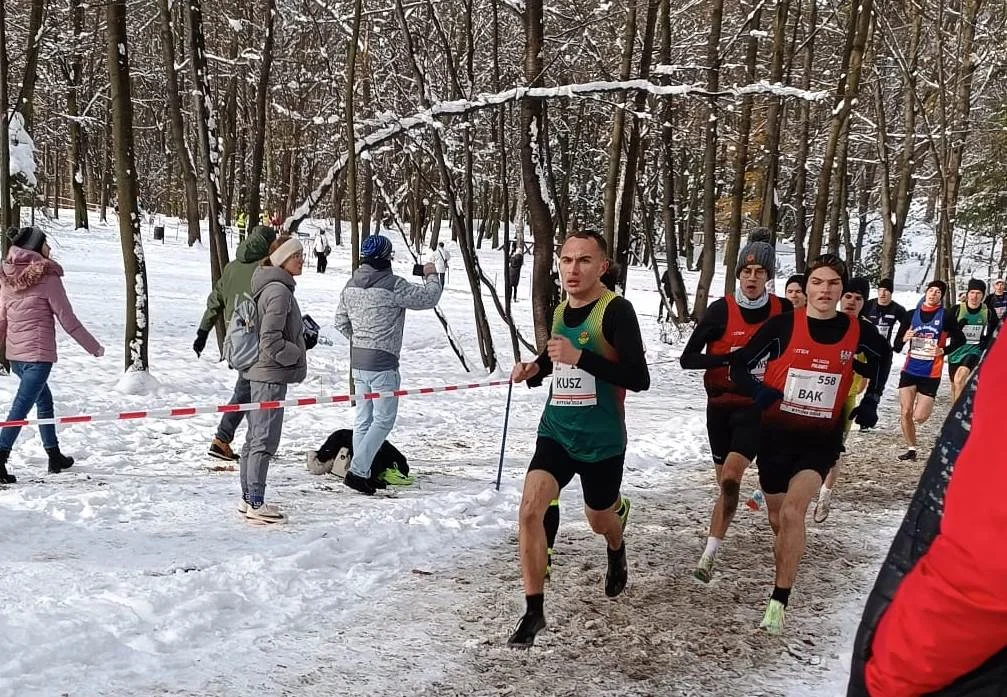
left=947, top=355, right=980, bottom=381
left=757, top=430, right=840, bottom=496
left=898, top=371, right=940, bottom=398
left=706, top=404, right=760, bottom=466
left=528, top=436, right=624, bottom=511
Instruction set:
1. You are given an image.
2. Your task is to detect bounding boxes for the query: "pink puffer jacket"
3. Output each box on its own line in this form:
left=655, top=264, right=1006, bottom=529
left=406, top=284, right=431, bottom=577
left=0, top=247, right=101, bottom=363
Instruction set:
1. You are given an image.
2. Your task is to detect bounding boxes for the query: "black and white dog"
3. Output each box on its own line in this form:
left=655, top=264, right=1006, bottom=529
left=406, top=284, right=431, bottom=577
left=306, top=428, right=409, bottom=483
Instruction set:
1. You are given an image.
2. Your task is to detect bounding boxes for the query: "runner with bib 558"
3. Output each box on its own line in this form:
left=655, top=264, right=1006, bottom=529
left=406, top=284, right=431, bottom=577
left=730, top=254, right=892, bottom=634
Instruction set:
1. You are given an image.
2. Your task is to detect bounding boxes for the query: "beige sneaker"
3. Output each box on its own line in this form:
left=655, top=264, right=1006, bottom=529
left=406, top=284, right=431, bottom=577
left=245, top=503, right=286, bottom=525
left=237, top=498, right=248, bottom=514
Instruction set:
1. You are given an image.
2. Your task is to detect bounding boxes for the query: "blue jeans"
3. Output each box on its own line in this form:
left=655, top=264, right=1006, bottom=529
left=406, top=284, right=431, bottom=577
left=0, top=361, right=58, bottom=451
left=349, top=368, right=400, bottom=478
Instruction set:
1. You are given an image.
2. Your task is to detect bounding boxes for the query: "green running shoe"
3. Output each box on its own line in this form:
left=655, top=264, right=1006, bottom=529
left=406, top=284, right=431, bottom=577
left=379, top=466, right=415, bottom=486
left=760, top=599, right=786, bottom=635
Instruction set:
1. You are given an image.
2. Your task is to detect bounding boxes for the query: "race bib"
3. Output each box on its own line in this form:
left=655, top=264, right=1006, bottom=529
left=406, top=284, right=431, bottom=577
left=963, top=324, right=983, bottom=345
left=909, top=336, right=938, bottom=360
left=997, top=306, right=1006, bottom=319
left=727, top=348, right=768, bottom=380
left=551, top=363, right=597, bottom=407
left=780, top=368, right=841, bottom=419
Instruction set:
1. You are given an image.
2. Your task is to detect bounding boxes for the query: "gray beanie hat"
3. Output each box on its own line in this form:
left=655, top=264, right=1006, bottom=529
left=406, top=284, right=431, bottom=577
left=736, top=227, right=775, bottom=278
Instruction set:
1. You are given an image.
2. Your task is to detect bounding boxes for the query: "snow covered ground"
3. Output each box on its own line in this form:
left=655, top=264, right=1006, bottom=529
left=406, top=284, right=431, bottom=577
left=0, top=212, right=948, bottom=696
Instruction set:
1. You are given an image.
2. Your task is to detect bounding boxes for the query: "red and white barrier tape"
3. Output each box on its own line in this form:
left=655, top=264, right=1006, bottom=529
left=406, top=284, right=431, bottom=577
left=0, top=379, right=512, bottom=429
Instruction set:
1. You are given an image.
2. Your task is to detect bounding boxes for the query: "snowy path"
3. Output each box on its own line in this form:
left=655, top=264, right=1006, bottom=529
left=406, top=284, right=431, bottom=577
left=0, top=220, right=939, bottom=696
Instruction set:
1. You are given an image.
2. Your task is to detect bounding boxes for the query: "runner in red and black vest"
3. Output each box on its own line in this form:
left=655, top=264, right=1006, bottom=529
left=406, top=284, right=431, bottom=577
left=729, top=254, right=892, bottom=634
left=891, top=280, right=966, bottom=462
left=680, top=228, right=791, bottom=583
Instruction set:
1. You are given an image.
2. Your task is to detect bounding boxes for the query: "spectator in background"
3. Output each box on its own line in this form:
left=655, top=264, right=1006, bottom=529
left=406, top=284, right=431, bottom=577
left=334, top=235, right=442, bottom=495
left=237, top=235, right=308, bottom=524
left=508, top=241, right=524, bottom=302
left=434, top=241, right=451, bottom=287
left=313, top=228, right=331, bottom=274
left=0, top=226, right=105, bottom=484
left=863, top=278, right=907, bottom=346
left=194, top=224, right=278, bottom=462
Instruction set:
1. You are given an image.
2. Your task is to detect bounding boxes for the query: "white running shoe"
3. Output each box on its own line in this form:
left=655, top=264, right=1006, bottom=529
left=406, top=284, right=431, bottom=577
left=237, top=498, right=248, bottom=514
left=245, top=503, right=286, bottom=525
left=813, top=492, right=832, bottom=523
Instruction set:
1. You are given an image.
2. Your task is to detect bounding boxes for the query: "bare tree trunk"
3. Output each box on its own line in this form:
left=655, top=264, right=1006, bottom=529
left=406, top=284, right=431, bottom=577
left=658, top=0, right=689, bottom=319
left=346, top=0, right=362, bottom=272
left=157, top=0, right=201, bottom=246
left=246, top=0, right=276, bottom=225
left=855, top=162, right=873, bottom=263
left=759, top=0, right=791, bottom=238
left=520, top=0, right=555, bottom=349
left=221, top=30, right=241, bottom=223
left=9, top=0, right=44, bottom=229
left=694, top=0, right=725, bottom=319
left=791, top=0, right=816, bottom=273
left=106, top=0, right=150, bottom=372
left=601, top=0, right=639, bottom=250
left=186, top=0, right=230, bottom=346
left=725, top=8, right=762, bottom=295
left=614, top=0, right=659, bottom=290
left=0, top=0, right=9, bottom=242
left=878, top=1, right=922, bottom=280
left=807, top=0, right=872, bottom=265
left=67, top=0, right=88, bottom=231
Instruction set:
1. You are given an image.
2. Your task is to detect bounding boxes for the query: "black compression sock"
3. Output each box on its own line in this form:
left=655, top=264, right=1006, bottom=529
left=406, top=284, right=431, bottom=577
left=525, top=593, right=544, bottom=616
left=771, top=586, right=791, bottom=608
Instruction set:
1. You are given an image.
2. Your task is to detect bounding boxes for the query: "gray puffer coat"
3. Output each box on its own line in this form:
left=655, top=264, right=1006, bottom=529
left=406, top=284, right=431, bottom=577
left=242, top=266, right=306, bottom=384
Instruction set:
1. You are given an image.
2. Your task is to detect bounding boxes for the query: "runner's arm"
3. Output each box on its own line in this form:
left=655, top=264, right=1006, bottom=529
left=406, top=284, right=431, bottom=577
left=577, top=297, right=650, bottom=391
left=728, top=314, right=791, bottom=395
left=526, top=352, right=553, bottom=387
left=892, top=313, right=913, bottom=353
left=679, top=300, right=729, bottom=370
left=982, top=310, right=1000, bottom=348
left=856, top=318, right=894, bottom=403
left=942, top=313, right=967, bottom=356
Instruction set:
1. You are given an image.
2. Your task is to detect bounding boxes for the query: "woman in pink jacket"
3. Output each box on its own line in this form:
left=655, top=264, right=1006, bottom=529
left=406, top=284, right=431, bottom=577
left=0, top=227, right=104, bottom=484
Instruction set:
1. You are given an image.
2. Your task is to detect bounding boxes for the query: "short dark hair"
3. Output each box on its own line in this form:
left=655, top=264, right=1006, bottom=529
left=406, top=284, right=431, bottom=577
left=562, top=229, right=608, bottom=257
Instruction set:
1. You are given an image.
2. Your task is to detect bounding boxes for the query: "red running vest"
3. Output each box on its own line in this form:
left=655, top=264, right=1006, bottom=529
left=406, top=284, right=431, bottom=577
left=761, top=308, right=861, bottom=431
left=704, top=294, right=784, bottom=407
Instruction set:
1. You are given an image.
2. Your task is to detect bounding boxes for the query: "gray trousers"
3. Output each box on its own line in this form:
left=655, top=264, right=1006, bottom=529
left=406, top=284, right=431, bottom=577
left=239, top=381, right=287, bottom=501
left=216, top=374, right=251, bottom=443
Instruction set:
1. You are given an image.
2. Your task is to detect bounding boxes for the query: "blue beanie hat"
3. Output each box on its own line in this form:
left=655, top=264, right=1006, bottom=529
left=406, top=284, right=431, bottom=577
left=361, top=235, right=393, bottom=260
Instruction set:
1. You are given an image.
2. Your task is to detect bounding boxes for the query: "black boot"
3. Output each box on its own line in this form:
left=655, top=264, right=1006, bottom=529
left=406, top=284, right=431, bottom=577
left=45, top=447, right=74, bottom=474
left=0, top=449, right=15, bottom=484
left=344, top=471, right=376, bottom=495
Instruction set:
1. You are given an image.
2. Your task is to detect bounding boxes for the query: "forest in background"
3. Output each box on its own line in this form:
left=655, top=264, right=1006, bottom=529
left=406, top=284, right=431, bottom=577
left=2, top=0, right=1006, bottom=373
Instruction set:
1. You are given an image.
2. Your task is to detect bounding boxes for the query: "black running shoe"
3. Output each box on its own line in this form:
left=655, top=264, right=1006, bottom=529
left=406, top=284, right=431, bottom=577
left=605, top=544, right=628, bottom=597
left=344, top=471, right=376, bottom=495
left=506, top=612, right=546, bottom=649
left=897, top=449, right=917, bottom=462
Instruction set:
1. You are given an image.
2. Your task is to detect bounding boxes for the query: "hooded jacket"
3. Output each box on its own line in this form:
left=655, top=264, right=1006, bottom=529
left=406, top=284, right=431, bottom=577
left=334, top=263, right=442, bottom=371
left=199, top=225, right=275, bottom=332
left=0, top=247, right=101, bottom=363
left=241, top=265, right=306, bottom=385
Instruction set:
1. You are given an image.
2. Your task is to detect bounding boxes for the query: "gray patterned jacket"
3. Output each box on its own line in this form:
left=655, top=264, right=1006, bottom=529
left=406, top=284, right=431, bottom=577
left=334, top=263, right=442, bottom=371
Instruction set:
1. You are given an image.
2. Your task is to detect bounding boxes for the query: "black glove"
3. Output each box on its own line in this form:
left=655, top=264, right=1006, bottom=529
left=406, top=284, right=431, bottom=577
left=193, top=329, right=209, bottom=357
left=304, top=332, right=318, bottom=351
left=850, top=394, right=879, bottom=430
left=753, top=384, right=784, bottom=410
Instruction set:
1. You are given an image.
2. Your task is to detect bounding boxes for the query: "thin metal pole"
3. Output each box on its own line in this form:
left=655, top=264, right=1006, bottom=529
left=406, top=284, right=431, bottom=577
left=495, top=380, right=514, bottom=491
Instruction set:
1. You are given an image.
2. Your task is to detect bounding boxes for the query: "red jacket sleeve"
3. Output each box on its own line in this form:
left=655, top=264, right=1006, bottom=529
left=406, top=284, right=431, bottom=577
left=865, top=334, right=1007, bottom=696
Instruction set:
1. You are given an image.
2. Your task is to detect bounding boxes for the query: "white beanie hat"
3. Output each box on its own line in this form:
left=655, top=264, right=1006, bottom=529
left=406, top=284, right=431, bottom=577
left=270, top=238, right=303, bottom=268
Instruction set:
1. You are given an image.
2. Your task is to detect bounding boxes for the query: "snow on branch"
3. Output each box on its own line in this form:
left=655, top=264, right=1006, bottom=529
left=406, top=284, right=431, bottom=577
left=288, top=77, right=832, bottom=228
